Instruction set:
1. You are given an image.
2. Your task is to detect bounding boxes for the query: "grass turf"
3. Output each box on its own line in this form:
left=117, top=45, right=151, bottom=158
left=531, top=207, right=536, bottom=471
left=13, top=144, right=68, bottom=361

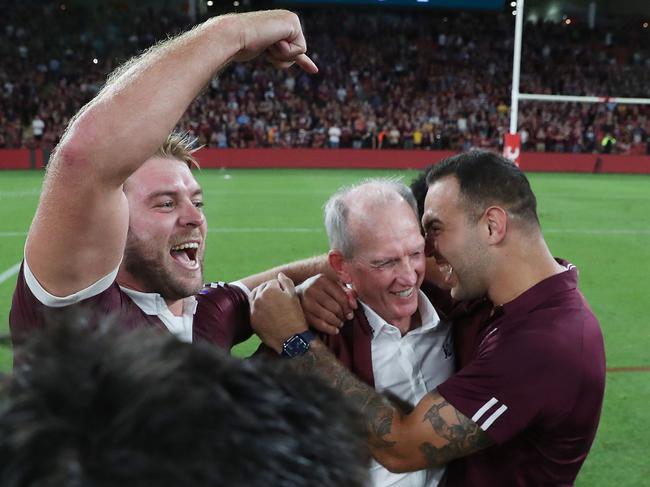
left=0, top=168, right=648, bottom=485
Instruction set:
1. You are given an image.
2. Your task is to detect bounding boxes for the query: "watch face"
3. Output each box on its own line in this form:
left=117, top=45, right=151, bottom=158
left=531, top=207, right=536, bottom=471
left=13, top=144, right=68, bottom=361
left=283, top=335, right=309, bottom=358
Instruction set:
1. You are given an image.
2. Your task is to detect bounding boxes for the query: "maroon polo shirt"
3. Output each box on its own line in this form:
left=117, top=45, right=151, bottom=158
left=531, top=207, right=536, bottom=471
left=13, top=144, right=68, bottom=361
left=437, top=262, right=605, bottom=486
left=10, top=262, right=251, bottom=352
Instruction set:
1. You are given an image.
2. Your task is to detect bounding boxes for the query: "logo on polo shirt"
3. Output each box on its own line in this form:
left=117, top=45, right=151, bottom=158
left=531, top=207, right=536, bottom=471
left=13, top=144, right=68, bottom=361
left=199, top=282, right=227, bottom=294
left=443, top=334, right=453, bottom=359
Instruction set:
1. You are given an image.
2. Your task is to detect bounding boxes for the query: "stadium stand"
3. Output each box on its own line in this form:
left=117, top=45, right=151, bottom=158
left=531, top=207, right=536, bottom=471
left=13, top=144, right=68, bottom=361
left=1, top=3, right=649, bottom=154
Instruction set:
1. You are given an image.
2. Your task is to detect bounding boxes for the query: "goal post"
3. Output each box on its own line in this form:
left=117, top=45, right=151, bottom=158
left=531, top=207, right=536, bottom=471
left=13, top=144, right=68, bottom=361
left=504, top=0, right=650, bottom=165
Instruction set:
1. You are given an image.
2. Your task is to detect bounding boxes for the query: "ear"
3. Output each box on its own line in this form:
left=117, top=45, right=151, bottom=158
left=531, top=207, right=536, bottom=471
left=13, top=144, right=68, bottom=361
left=483, top=206, right=508, bottom=245
left=328, top=250, right=353, bottom=284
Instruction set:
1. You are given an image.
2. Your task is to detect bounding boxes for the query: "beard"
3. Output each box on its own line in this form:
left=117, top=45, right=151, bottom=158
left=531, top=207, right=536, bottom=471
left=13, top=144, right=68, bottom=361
left=450, top=268, right=484, bottom=301
left=448, top=239, right=489, bottom=302
left=122, top=230, right=204, bottom=301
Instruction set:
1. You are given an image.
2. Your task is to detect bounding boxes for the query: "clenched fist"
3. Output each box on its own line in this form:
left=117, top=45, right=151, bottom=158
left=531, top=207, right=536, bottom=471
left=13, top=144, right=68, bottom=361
left=250, top=273, right=310, bottom=353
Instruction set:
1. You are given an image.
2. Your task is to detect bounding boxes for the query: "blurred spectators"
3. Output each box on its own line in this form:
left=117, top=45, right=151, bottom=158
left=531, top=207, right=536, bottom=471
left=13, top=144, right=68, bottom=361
left=1, top=3, right=649, bottom=154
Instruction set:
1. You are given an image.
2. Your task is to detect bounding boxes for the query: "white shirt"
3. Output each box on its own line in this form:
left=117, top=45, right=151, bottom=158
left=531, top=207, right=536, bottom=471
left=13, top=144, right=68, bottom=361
left=32, top=117, right=45, bottom=136
left=24, top=259, right=200, bottom=343
left=120, top=286, right=197, bottom=343
left=361, top=290, right=454, bottom=487
left=328, top=126, right=342, bottom=143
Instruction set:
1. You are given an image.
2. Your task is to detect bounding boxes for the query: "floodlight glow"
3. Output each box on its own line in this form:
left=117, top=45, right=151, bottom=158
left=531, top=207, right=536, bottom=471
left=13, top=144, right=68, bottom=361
left=92, top=58, right=98, bottom=64
left=233, top=0, right=240, bottom=5
left=565, top=18, right=571, bottom=25
left=512, top=10, right=517, bottom=15
left=510, top=1, right=516, bottom=6
left=644, top=22, right=649, bottom=28
left=207, top=0, right=213, bottom=6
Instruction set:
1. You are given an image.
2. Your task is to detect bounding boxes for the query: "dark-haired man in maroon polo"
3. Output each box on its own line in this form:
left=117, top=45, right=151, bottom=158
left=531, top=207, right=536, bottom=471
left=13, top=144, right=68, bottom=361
left=250, top=150, right=605, bottom=486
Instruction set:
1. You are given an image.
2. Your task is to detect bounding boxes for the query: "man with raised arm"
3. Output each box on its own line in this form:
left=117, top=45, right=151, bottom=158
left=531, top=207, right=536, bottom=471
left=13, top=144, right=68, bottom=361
left=10, top=11, right=318, bottom=350
left=251, top=151, right=606, bottom=486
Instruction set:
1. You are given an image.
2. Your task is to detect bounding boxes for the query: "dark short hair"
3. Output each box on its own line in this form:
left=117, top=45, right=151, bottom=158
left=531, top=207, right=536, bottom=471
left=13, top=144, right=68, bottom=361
left=409, top=164, right=435, bottom=221
left=0, top=316, right=369, bottom=487
left=427, top=150, right=539, bottom=225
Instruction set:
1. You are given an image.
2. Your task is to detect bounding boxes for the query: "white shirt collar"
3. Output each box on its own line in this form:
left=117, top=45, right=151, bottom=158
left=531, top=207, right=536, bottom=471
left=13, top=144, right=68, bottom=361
left=359, top=289, right=442, bottom=337
left=119, top=286, right=198, bottom=317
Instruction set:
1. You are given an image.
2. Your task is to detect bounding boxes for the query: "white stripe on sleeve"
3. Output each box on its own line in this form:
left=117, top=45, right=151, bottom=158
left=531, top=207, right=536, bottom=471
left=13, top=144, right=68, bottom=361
left=480, top=404, right=508, bottom=431
left=471, top=397, right=498, bottom=423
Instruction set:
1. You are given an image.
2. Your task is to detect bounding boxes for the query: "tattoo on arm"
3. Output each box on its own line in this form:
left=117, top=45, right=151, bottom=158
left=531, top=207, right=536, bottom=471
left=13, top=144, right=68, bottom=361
left=384, top=390, right=415, bottom=415
left=295, top=344, right=397, bottom=449
left=293, top=345, right=493, bottom=469
left=419, top=392, right=493, bottom=465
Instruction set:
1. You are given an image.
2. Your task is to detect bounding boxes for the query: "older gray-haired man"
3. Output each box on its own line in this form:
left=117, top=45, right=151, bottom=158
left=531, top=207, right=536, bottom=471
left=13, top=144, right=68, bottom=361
left=258, top=178, right=454, bottom=487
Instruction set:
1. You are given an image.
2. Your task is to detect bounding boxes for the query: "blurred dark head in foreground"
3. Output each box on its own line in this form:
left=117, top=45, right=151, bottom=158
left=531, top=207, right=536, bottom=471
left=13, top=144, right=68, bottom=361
left=0, top=315, right=368, bottom=487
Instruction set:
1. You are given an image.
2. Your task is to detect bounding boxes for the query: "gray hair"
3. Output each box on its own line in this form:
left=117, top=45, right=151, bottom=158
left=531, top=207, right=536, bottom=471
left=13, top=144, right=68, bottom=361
left=323, top=177, right=418, bottom=259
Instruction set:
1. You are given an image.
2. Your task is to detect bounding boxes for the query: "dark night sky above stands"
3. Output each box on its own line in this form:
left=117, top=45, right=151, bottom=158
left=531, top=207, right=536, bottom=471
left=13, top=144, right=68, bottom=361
left=279, top=0, right=504, bottom=8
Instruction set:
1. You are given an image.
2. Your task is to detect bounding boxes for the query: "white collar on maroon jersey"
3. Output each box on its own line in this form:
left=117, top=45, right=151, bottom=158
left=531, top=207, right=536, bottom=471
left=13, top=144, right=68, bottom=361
left=119, top=286, right=198, bottom=316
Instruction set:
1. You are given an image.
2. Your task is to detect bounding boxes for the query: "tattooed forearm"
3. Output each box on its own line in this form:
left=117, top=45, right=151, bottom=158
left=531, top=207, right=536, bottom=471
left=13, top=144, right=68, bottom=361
left=419, top=392, right=493, bottom=465
left=384, top=391, right=415, bottom=415
left=294, top=342, right=397, bottom=449
left=292, top=344, right=493, bottom=471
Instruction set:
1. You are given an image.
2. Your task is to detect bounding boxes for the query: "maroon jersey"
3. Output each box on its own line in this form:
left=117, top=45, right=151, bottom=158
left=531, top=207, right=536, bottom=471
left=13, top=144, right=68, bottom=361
left=10, top=262, right=251, bottom=351
left=438, top=262, right=605, bottom=486
left=421, top=281, right=493, bottom=370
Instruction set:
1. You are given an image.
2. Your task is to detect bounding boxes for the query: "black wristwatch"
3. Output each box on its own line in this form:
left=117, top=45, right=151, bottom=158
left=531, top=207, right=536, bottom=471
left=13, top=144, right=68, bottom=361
left=281, top=330, right=315, bottom=358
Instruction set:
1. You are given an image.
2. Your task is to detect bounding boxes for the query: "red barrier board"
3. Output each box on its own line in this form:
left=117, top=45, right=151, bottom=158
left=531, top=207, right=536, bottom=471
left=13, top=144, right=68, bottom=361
left=193, top=148, right=457, bottom=169
left=193, top=149, right=650, bottom=174
left=0, top=149, right=36, bottom=169
left=2, top=148, right=650, bottom=174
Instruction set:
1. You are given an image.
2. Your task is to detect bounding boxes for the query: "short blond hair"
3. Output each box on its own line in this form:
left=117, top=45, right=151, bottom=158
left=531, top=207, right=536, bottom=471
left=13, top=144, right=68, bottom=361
left=154, top=132, right=201, bottom=169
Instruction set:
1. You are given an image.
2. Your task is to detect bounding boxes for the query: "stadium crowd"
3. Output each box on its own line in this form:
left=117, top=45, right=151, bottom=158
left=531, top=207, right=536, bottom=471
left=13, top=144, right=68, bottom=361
left=1, top=3, right=649, bottom=154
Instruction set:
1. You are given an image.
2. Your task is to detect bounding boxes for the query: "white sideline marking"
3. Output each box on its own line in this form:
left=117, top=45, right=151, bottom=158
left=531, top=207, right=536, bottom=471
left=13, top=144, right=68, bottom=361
left=0, top=189, right=41, bottom=198
left=0, top=228, right=649, bottom=238
left=0, top=262, right=21, bottom=285
left=207, top=227, right=650, bottom=235
left=208, top=227, right=322, bottom=233
left=544, top=229, right=650, bottom=235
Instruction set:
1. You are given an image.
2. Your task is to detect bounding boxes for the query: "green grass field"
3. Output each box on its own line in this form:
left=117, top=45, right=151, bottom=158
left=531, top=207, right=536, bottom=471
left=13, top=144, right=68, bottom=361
left=0, top=168, right=648, bottom=485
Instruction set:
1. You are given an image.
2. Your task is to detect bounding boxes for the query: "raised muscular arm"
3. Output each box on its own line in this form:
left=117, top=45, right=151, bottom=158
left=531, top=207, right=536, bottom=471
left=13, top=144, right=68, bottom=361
left=26, top=11, right=317, bottom=297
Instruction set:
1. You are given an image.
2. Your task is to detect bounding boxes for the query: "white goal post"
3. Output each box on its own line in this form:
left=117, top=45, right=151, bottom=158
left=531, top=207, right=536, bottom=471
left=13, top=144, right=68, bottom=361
left=505, top=0, right=650, bottom=161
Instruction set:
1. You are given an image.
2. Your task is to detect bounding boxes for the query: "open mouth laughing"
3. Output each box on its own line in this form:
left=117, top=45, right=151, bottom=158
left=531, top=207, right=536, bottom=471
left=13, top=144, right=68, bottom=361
left=439, top=263, right=454, bottom=285
left=170, top=241, right=200, bottom=270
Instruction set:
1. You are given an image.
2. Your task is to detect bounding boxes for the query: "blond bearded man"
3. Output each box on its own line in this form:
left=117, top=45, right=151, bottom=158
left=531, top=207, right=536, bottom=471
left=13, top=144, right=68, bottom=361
left=10, top=11, right=318, bottom=349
